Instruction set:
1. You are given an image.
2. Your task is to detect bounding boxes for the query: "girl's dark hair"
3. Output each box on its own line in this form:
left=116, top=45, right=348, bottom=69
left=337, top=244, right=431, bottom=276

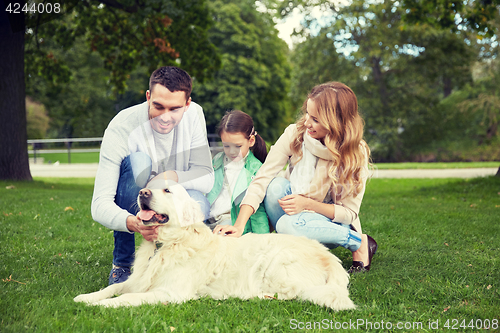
left=217, top=110, right=268, bottom=163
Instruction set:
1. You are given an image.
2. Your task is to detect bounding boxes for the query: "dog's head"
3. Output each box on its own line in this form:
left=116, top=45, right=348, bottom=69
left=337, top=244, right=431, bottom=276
left=136, top=181, right=204, bottom=228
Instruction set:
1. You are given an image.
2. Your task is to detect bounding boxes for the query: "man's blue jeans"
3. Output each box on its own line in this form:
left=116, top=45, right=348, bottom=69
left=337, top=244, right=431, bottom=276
left=113, top=152, right=210, bottom=267
left=264, top=177, right=362, bottom=252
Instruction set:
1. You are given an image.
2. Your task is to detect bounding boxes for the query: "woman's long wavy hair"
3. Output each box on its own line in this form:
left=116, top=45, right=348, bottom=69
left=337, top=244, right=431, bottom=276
left=291, top=82, right=371, bottom=198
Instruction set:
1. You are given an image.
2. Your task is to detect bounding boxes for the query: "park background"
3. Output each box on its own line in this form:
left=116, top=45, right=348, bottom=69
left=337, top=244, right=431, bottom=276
left=1, top=0, right=500, bottom=179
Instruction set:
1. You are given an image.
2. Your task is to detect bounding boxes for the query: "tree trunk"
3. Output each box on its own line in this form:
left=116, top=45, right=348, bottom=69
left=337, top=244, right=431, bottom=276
left=0, top=10, right=32, bottom=180
left=443, top=76, right=452, bottom=98
left=486, top=121, right=498, bottom=140
left=371, top=56, right=390, bottom=116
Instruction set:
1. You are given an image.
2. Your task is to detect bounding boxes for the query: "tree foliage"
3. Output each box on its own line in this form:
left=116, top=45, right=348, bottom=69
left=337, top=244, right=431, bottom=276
left=259, top=0, right=335, bottom=17
left=25, top=0, right=221, bottom=94
left=264, top=0, right=500, bottom=37
left=1, top=0, right=221, bottom=180
left=24, top=0, right=223, bottom=140
left=26, top=35, right=149, bottom=138
left=191, top=0, right=292, bottom=142
left=456, top=63, right=500, bottom=142
left=401, top=0, right=500, bottom=37
left=26, top=98, right=50, bottom=139
left=290, top=0, right=479, bottom=161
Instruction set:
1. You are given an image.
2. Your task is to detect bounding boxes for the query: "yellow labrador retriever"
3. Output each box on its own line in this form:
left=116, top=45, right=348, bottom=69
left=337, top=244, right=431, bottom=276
left=74, top=182, right=355, bottom=310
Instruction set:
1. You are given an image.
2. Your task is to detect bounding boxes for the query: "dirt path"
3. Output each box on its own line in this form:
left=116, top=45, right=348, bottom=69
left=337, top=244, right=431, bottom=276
left=29, top=163, right=498, bottom=179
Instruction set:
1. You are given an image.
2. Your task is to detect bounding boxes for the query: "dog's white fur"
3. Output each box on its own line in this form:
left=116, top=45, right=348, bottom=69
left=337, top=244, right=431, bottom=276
left=74, top=182, right=356, bottom=310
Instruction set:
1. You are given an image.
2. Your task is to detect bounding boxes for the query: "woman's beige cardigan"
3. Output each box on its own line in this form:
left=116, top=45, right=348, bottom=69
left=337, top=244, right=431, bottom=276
left=240, top=124, right=369, bottom=233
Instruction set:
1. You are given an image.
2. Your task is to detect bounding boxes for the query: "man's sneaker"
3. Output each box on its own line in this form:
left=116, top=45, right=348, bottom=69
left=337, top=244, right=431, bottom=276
left=108, top=266, right=131, bottom=285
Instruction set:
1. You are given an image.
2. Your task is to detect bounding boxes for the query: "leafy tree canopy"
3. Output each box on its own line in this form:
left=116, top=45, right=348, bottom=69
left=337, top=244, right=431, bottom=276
left=401, top=0, right=500, bottom=37
left=26, top=35, right=145, bottom=139
left=290, top=0, right=479, bottom=161
left=26, top=97, right=50, bottom=139
left=262, top=0, right=499, bottom=37
left=192, top=0, right=292, bottom=142
left=25, top=0, right=221, bottom=94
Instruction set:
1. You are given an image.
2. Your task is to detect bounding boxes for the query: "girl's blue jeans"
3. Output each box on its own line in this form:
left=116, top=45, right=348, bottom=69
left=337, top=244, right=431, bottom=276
left=264, top=177, right=361, bottom=252
left=113, top=152, right=210, bottom=267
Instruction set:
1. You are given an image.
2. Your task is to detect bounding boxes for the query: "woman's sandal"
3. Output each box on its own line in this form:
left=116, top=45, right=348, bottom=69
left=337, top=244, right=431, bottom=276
left=348, top=235, right=378, bottom=274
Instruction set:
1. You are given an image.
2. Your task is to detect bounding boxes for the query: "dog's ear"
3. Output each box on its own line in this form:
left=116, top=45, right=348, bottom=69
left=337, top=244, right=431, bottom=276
left=179, top=197, right=205, bottom=227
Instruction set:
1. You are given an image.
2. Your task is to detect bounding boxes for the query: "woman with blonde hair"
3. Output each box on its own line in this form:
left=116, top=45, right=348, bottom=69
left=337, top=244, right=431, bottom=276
left=214, top=82, right=377, bottom=273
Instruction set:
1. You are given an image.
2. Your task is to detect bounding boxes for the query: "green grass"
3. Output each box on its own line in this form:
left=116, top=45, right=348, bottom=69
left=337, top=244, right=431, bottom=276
left=1, top=176, right=499, bottom=332
left=374, top=161, right=499, bottom=169
left=30, top=152, right=100, bottom=164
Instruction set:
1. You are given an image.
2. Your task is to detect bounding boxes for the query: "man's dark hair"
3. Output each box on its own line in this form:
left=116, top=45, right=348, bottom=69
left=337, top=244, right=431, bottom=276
left=149, top=66, right=192, bottom=100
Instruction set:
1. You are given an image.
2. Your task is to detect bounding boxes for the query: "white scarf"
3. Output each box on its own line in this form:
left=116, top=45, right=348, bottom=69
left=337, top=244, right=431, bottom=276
left=289, top=132, right=333, bottom=195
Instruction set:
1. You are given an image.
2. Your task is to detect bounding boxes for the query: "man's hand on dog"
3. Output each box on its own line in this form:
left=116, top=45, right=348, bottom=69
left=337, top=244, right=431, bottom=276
left=126, top=215, right=158, bottom=241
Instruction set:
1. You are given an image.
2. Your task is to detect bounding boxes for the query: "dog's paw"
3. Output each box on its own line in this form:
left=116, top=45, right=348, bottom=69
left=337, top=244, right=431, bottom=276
left=74, top=294, right=92, bottom=304
left=74, top=292, right=104, bottom=304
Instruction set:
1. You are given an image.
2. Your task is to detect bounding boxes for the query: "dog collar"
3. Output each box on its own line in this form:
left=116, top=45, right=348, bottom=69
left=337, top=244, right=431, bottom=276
left=149, top=242, right=164, bottom=261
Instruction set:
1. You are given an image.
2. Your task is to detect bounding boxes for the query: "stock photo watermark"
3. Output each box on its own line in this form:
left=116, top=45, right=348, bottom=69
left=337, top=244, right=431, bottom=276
left=289, top=318, right=499, bottom=331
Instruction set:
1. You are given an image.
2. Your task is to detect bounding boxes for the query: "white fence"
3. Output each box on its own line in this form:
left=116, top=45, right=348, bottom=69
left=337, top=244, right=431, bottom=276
left=28, top=135, right=222, bottom=163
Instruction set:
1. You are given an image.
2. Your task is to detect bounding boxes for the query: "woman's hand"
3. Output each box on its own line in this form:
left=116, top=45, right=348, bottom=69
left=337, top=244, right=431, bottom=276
left=278, top=194, right=312, bottom=215
left=213, top=224, right=244, bottom=238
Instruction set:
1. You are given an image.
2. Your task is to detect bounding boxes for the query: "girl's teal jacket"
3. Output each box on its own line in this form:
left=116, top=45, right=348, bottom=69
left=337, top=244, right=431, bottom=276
left=206, top=151, right=270, bottom=235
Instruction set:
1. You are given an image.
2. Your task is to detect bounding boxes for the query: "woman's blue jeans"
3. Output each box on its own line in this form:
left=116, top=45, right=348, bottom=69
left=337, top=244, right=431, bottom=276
left=264, top=177, right=361, bottom=252
left=113, top=152, right=210, bottom=267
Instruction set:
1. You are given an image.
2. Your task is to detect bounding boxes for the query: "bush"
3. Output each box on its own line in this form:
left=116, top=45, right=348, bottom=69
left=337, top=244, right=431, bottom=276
left=26, top=97, right=50, bottom=139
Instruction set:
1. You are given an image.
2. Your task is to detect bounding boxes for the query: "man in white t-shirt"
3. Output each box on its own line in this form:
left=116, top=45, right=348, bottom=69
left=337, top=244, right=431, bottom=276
left=91, top=66, right=214, bottom=284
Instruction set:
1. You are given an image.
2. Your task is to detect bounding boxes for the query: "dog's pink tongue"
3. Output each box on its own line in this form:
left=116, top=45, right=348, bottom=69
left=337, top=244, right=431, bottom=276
left=137, top=210, right=155, bottom=221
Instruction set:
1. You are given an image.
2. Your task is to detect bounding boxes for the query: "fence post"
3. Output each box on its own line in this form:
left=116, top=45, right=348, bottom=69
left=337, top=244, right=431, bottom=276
left=67, top=140, right=71, bottom=164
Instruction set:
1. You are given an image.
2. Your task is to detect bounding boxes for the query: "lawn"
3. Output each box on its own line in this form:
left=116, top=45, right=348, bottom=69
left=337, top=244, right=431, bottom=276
left=1, top=176, right=499, bottom=332
left=374, top=162, right=499, bottom=170
left=29, top=152, right=100, bottom=164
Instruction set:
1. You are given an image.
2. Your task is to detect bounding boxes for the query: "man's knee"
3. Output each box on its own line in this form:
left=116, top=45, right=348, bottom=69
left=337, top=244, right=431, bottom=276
left=128, top=152, right=152, bottom=187
left=116, top=153, right=152, bottom=213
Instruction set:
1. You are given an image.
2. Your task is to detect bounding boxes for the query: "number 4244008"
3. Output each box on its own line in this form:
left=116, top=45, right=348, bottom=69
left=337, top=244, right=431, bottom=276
left=6, top=2, right=61, bottom=14
left=444, top=319, right=498, bottom=330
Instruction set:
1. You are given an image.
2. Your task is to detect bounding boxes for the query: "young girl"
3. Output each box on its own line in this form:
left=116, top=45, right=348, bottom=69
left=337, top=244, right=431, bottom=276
left=214, top=82, right=377, bottom=273
left=206, top=110, right=269, bottom=234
